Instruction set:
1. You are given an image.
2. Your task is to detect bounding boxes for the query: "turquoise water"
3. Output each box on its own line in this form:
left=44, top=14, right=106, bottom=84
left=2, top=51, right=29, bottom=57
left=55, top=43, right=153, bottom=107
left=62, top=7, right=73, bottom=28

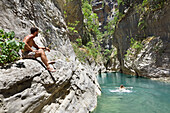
left=93, top=72, right=170, bottom=113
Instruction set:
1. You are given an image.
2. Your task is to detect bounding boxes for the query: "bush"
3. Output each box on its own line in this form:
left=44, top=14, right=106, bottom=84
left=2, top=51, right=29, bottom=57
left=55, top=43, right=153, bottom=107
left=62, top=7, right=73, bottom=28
left=124, top=37, right=143, bottom=60
left=0, top=29, right=25, bottom=65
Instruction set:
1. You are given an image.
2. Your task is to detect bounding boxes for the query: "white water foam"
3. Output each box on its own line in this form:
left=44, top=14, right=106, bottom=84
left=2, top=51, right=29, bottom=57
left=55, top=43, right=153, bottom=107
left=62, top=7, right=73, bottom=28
left=109, top=87, right=133, bottom=93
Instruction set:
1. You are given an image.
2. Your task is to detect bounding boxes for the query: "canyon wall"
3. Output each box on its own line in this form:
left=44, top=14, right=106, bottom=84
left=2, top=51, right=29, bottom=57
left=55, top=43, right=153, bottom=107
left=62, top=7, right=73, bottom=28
left=113, top=1, right=170, bottom=79
left=64, top=0, right=83, bottom=40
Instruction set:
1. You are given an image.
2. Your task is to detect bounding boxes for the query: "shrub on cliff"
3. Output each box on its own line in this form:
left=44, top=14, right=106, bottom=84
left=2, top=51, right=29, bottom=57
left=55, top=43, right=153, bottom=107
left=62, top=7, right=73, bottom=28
left=0, top=29, right=25, bottom=65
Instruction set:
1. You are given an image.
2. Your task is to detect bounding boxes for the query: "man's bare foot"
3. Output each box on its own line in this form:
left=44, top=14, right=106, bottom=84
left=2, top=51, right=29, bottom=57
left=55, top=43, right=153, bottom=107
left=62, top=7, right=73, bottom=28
left=47, top=66, right=56, bottom=72
left=48, top=61, right=55, bottom=64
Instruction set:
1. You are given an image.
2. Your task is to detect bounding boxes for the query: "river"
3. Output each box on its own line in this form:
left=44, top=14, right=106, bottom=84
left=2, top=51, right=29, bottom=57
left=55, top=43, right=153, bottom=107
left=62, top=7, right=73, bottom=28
left=93, top=72, right=170, bottom=113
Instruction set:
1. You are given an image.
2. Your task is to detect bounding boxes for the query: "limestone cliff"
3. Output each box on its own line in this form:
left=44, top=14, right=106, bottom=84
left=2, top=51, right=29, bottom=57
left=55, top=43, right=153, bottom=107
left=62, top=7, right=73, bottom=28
left=0, top=0, right=101, bottom=112
left=64, top=0, right=83, bottom=40
left=113, top=1, right=170, bottom=79
left=92, top=0, right=116, bottom=32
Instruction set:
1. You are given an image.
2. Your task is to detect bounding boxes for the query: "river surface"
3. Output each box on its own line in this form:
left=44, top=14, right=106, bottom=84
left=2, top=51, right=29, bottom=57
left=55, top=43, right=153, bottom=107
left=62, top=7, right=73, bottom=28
left=93, top=72, right=170, bottom=113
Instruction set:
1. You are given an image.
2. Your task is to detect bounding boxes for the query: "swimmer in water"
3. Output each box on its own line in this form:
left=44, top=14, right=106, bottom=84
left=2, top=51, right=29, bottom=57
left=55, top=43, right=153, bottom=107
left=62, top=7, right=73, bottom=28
left=119, top=85, right=125, bottom=90
left=110, top=85, right=132, bottom=93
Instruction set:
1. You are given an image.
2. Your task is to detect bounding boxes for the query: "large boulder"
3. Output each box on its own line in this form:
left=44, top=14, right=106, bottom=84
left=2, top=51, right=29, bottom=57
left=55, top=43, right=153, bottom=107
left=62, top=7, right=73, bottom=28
left=0, top=58, right=101, bottom=113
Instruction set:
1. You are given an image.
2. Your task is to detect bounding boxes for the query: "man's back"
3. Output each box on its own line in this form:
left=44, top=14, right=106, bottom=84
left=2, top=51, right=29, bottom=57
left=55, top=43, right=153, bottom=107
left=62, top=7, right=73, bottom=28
left=23, top=35, right=35, bottom=52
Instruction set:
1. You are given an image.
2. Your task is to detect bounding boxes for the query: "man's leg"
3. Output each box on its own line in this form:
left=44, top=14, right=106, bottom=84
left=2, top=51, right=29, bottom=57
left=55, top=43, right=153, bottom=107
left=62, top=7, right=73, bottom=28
left=35, top=49, right=56, bottom=72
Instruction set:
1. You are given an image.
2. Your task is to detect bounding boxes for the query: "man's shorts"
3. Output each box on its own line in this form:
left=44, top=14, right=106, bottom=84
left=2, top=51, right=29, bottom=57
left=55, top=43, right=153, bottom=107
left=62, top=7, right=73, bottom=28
left=22, top=51, right=36, bottom=59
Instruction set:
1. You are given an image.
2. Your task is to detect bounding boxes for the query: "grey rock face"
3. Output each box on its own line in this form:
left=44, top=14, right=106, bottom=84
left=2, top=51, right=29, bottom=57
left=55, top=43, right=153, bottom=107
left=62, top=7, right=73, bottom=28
left=106, top=47, right=120, bottom=71
left=92, top=0, right=118, bottom=56
left=0, top=0, right=67, bottom=49
left=0, top=58, right=101, bottom=113
left=0, top=0, right=101, bottom=112
left=64, top=0, right=83, bottom=38
left=92, top=0, right=116, bottom=32
left=113, top=1, right=170, bottom=79
left=124, top=37, right=170, bottom=78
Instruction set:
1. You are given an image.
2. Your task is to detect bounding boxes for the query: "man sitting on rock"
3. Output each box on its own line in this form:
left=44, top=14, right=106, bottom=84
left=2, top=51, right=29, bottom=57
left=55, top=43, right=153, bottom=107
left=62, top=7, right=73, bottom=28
left=22, top=27, right=56, bottom=72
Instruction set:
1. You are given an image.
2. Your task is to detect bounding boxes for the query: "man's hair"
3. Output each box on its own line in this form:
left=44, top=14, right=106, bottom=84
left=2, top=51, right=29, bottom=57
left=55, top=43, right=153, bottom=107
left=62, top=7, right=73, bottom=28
left=30, top=27, right=39, bottom=34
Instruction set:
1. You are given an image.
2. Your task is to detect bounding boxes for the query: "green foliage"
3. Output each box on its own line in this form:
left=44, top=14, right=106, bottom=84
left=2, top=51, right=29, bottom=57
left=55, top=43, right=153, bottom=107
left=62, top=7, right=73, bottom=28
left=136, top=0, right=166, bottom=15
left=138, top=19, right=146, bottom=30
left=104, top=10, right=125, bottom=37
left=117, top=0, right=124, bottom=6
left=82, top=0, right=103, bottom=40
left=142, top=0, right=148, bottom=6
left=72, top=40, right=102, bottom=63
left=142, top=0, right=165, bottom=9
left=76, top=38, right=82, bottom=47
left=125, top=37, right=143, bottom=59
left=135, top=0, right=166, bottom=30
left=103, top=49, right=113, bottom=61
left=131, top=41, right=143, bottom=50
left=71, top=42, right=89, bottom=63
left=130, top=37, right=143, bottom=50
left=104, top=20, right=115, bottom=36
left=64, top=11, right=67, bottom=18
left=67, top=21, right=79, bottom=34
left=72, top=0, right=102, bottom=62
left=0, top=29, right=25, bottom=65
left=85, top=41, right=99, bottom=60
left=64, top=5, right=79, bottom=34
left=71, top=0, right=128, bottom=63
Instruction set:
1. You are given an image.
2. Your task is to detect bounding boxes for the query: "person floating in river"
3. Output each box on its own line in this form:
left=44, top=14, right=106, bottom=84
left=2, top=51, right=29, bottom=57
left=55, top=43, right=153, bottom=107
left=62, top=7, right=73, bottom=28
left=119, top=85, right=125, bottom=90
left=22, top=27, right=56, bottom=72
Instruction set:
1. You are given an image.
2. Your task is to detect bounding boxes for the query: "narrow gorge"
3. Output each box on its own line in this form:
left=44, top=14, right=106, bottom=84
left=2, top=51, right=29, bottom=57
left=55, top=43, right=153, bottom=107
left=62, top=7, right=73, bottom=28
left=0, top=0, right=170, bottom=113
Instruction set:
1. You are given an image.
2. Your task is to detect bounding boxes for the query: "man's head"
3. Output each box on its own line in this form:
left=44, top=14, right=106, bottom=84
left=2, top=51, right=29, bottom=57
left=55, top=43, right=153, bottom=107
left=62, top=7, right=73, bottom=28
left=30, top=27, right=39, bottom=36
left=120, top=85, right=124, bottom=88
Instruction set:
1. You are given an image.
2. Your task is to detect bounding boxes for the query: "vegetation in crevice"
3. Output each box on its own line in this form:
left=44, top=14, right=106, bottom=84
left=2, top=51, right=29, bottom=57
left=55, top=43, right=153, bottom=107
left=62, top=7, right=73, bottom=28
left=124, top=37, right=143, bottom=61
left=135, top=0, right=166, bottom=30
left=69, top=0, right=103, bottom=64
left=124, top=0, right=167, bottom=59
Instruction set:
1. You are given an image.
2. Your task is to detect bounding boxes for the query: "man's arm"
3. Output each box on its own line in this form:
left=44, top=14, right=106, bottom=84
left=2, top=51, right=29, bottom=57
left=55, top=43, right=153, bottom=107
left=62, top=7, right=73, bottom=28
left=32, top=40, right=40, bottom=50
left=32, top=41, right=50, bottom=52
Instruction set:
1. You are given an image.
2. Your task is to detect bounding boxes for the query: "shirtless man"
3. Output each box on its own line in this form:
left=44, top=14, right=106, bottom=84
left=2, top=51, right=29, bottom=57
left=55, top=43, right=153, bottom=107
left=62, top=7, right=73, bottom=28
left=22, top=27, right=56, bottom=72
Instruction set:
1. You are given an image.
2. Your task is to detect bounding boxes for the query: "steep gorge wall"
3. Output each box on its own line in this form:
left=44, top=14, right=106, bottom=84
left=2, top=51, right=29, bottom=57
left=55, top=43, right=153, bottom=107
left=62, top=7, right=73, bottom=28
left=113, top=1, right=170, bottom=78
left=64, top=0, right=83, bottom=39
left=92, top=0, right=116, bottom=32
left=0, top=0, right=101, bottom=112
